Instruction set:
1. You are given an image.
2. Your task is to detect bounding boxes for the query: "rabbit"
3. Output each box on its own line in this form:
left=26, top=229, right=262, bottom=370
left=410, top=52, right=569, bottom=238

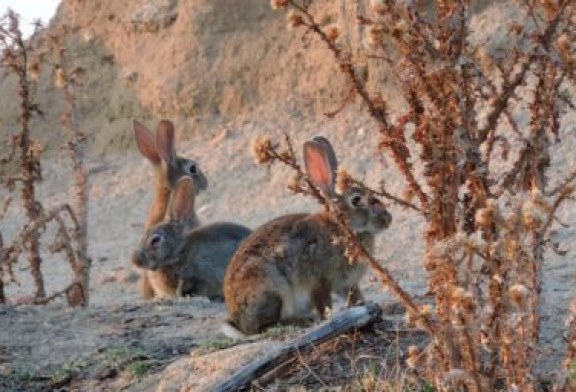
left=132, top=176, right=252, bottom=300
left=133, top=119, right=208, bottom=299
left=222, top=136, right=392, bottom=339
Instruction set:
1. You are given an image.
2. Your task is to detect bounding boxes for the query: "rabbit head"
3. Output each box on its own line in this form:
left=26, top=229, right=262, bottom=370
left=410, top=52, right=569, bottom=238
left=134, top=119, right=208, bottom=196
left=132, top=177, right=195, bottom=271
left=303, top=136, right=392, bottom=235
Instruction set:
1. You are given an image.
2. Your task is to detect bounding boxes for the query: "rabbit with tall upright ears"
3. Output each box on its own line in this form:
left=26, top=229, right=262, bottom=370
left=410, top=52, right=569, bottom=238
left=222, top=137, right=392, bottom=339
left=132, top=177, right=252, bottom=299
left=133, top=119, right=208, bottom=298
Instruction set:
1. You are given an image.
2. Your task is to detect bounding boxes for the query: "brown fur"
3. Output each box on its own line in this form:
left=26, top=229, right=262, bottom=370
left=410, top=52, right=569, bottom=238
left=133, top=119, right=207, bottom=299
left=132, top=177, right=251, bottom=300
left=223, top=137, right=392, bottom=337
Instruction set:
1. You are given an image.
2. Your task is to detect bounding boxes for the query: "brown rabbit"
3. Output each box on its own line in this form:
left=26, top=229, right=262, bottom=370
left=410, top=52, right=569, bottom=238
left=133, top=119, right=208, bottom=299
left=132, top=177, right=251, bottom=300
left=222, top=137, right=392, bottom=338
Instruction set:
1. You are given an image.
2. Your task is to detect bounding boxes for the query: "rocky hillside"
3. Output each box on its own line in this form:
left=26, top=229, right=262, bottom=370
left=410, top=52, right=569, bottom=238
left=0, top=0, right=361, bottom=156
left=0, top=0, right=499, bottom=156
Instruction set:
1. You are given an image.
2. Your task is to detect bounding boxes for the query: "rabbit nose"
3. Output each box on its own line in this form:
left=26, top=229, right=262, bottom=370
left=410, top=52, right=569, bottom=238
left=131, top=251, right=143, bottom=267
left=148, top=233, right=163, bottom=248
left=374, top=209, right=392, bottom=229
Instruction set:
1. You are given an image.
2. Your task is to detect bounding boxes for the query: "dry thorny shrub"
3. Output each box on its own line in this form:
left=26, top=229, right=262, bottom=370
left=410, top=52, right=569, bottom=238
left=256, top=0, right=576, bottom=390
left=0, top=10, right=90, bottom=306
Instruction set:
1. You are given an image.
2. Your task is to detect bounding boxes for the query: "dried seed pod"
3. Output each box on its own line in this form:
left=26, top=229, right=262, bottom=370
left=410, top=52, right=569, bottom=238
left=452, top=287, right=475, bottom=313
left=366, top=25, right=383, bottom=49
left=324, top=24, right=340, bottom=42
left=271, top=0, right=289, bottom=10
left=287, top=11, right=303, bottom=30
left=250, top=136, right=273, bottom=164
left=509, top=284, right=529, bottom=307
left=521, top=200, right=545, bottom=230
left=28, top=61, right=40, bottom=82
left=557, top=33, right=570, bottom=54
left=54, top=67, right=66, bottom=88
left=336, top=169, right=353, bottom=193
left=370, top=0, right=388, bottom=14
left=503, top=210, right=520, bottom=231
left=406, top=345, right=420, bottom=369
left=420, top=304, right=433, bottom=317
left=475, top=207, right=493, bottom=229
left=502, top=237, right=519, bottom=260
left=405, top=310, right=418, bottom=328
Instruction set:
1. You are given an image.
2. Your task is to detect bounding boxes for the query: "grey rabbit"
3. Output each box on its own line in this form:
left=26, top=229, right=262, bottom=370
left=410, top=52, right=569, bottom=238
left=132, top=176, right=251, bottom=299
left=222, top=136, right=392, bottom=338
left=133, top=119, right=208, bottom=298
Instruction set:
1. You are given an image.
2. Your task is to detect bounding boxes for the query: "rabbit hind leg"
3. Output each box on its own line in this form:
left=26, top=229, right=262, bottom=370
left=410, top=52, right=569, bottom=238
left=238, top=291, right=283, bottom=335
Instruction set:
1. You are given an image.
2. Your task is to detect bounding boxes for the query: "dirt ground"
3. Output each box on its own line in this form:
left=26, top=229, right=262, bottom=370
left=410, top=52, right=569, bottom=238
left=0, top=109, right=432, bottom=390
left=1, top=107, right=575, bottom=390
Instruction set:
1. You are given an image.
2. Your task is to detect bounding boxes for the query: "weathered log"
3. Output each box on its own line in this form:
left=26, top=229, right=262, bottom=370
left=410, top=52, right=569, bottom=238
left=211, top=302, right=382, bottom=392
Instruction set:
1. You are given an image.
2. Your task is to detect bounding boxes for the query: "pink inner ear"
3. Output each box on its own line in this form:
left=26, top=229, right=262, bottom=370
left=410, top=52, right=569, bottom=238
left=156, top=120, right=176, bottom=164
left=170, top=178, right=196, bottom=222
left=134, top=120, right=161, bottom=164
left=304, top=142, right=334, bottom=196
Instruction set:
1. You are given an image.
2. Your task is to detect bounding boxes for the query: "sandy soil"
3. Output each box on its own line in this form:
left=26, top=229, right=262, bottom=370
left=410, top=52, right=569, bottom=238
left=1, top=106, right=575, bottom=390
left=0, top=108, right=432, bottom=390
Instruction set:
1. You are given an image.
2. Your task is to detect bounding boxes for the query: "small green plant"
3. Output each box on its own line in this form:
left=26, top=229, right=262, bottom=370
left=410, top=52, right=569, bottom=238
left=261, top=324, right=301, bottom=339
left=197, top=338, right=237, bottom=354
left=125, top=359, right=158, bottom=377
left=97, top=346, right=147, bottom=367
left=50, top=359, right=86, bottom=386
left=354, top=361, right=379, bottom=391
left=422, top=383, right=435, bottom=392
left=568, top=359, right=576, bottom=381
left=13, top=367, right=33, bottom=382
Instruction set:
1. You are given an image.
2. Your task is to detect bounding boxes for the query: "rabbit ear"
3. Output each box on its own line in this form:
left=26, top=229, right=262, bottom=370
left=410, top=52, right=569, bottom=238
left=155, top=120, right=177, bottom=165
left=133, top=120, right=161, bottom=165
left=169, top=177, right=196, bottom=223
left=303, top=137, right=338, bottom=196
left=311, top=136, right=337, bottom=170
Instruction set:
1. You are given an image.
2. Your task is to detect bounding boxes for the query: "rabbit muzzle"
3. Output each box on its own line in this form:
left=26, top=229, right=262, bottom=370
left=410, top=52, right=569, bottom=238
left=370, top=207, right=392, bottom=232
left=131, top=249, right=164, bottom=270
left=131, top=249, right=149, bottom=268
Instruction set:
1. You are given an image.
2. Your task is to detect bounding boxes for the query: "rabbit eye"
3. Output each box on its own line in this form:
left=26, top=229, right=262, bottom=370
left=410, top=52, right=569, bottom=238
left=350, top=195, right=362, bottom=207
left=187, top=163, right=198, bottom=176
left=148, top=233, right=163, bottom=248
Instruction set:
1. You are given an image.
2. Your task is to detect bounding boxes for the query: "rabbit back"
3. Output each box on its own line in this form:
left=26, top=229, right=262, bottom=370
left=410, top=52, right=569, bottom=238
left=179, top=222, right=252, bottom=300
left=224, top=212, right=366, bottom=334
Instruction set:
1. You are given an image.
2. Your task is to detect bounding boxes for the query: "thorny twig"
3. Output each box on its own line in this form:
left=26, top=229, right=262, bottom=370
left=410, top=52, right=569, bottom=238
left=271, top=0, right=576, bottom=388
left=0, top=204, right=79, bottom=283
left=287, top=0, right=430, bottom=210
left=31, top=282, right=84, bottom=306
left=0, top=10, right=47, bottom=298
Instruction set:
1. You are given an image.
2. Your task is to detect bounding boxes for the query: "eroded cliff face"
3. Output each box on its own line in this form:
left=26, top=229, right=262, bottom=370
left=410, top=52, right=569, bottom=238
left=0, top=0, right=498, bottom=157
left=0, top=0, right=355, bottom=156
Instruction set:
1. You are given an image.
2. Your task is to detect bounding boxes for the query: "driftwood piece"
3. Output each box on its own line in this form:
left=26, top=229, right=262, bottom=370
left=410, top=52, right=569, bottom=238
left=211, top=302, right=382, bottom=392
